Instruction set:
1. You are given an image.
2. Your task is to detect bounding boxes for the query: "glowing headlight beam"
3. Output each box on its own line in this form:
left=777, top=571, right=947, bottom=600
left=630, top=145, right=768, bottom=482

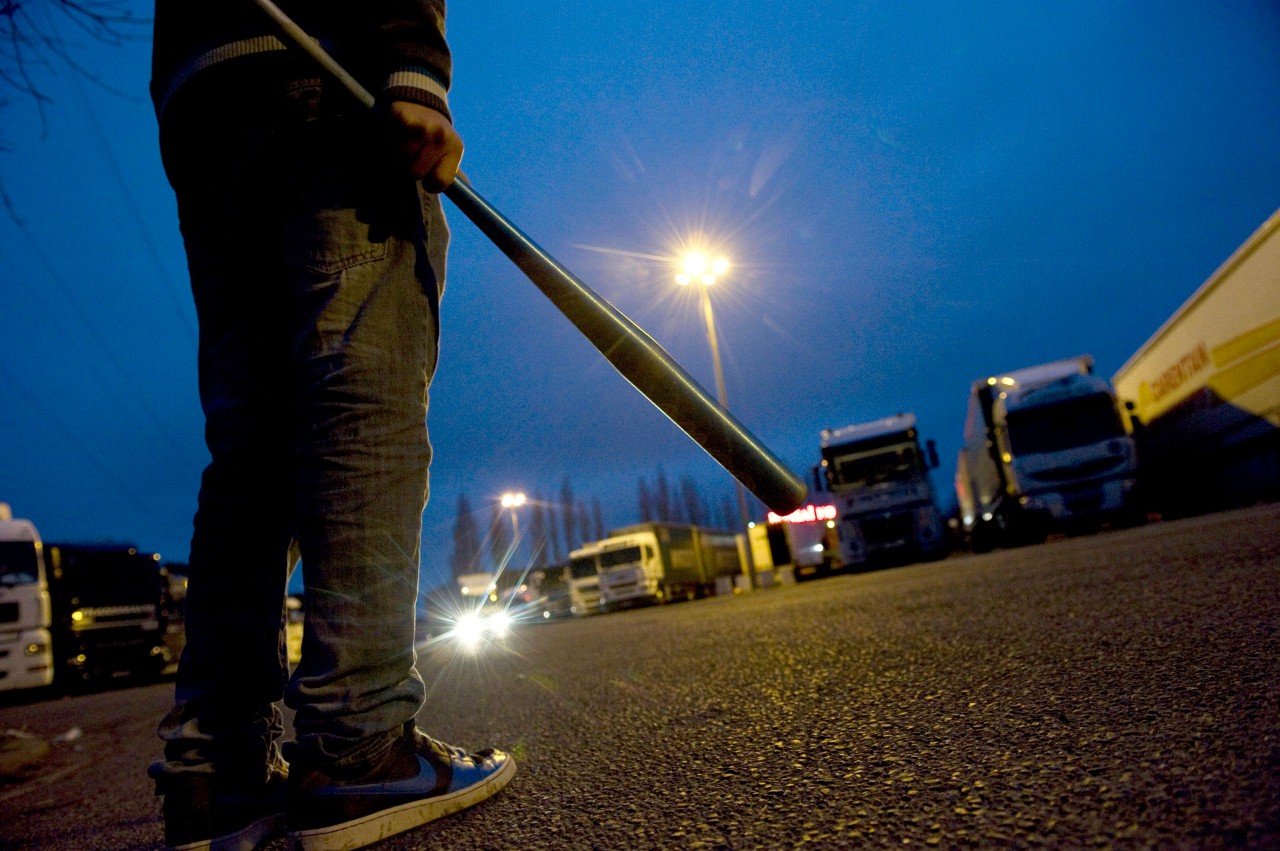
left=452, top=612, right=487, bottom=648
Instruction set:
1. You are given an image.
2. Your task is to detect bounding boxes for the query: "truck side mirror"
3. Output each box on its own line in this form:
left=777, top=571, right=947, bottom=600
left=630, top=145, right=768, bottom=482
left=926, top=439, right=940, bottom=469
left=1123, top=400, right=1145, bottom=435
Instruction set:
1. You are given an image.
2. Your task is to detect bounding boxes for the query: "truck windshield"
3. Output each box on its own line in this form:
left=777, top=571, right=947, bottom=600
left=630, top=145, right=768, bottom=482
left=1005, top=393, right=1124, bottom=454
left=825, top=441, right=922, bottom=489
left=0, top=542, right=40, bottom=586
left=568, top=556, right=598, bottom=580
left=598, top=546, right=642, bottom=569
left=54, top=550, right=159, bottom=607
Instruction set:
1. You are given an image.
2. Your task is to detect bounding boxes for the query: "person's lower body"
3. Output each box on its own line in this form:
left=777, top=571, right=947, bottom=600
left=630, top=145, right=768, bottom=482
left=148, top=57, right=512, bottom=850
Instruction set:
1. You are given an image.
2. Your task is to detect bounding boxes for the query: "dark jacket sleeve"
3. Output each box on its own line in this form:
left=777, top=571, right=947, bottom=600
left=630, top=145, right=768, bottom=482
left=151, top=0, right=453, bottom=121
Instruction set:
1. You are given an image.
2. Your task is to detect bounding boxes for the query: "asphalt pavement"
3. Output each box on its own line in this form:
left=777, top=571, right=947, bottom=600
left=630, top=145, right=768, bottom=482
left=2, top=504, right=1278, bottom=849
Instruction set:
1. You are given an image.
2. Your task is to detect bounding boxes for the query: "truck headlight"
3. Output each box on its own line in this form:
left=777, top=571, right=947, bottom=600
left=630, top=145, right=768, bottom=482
left=486, top=610, right=512, bottom=639
left=452, top=612, right=486, bottom=648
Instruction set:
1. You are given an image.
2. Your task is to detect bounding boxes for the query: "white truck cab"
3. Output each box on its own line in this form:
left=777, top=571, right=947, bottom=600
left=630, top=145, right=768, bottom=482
left=0, top=503, right=54, bottom=692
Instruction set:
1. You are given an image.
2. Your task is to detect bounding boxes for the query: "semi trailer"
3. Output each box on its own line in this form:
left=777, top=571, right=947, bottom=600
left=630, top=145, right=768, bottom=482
left=573, top=522, right=742, bottom=610
left=1113, top=208, right=1280, bottom=517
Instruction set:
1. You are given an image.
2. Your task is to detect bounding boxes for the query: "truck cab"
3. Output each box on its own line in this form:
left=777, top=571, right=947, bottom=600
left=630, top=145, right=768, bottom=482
left=42, top=543, right=170, bottom=684
left=0, top=504, right=54, bottom=692
left=566, top=546, right=603, bottom=616
left=996, top=374, right=1137, bottom=519
left=819, top=414, right=947, bottom=567
left=590, top=533, right=659, bottom=609
left=958, top=356, right=1140, bottom=550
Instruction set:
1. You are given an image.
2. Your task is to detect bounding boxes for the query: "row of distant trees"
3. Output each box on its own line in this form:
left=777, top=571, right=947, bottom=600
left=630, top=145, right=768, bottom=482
left=448, top=468, right=751, bottom=579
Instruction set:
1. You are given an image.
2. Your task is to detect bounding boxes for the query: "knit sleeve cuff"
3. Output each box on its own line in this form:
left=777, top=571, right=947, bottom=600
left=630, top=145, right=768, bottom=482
left=380, top=66, right=451, bottom=122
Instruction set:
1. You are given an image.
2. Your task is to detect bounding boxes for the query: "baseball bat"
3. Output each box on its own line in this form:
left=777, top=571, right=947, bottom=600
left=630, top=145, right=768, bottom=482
left=251, top=0, right=807, bottom=514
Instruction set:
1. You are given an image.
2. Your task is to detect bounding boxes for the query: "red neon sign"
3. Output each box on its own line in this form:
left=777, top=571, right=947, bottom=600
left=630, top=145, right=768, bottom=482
left=767, top=504, right=837, bottom=525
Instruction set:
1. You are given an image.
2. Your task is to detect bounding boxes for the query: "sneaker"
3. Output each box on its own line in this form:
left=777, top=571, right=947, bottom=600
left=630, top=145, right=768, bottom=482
left=287, top=730, right=516, bottom=851
left=154, top=765, right=288, bottom=851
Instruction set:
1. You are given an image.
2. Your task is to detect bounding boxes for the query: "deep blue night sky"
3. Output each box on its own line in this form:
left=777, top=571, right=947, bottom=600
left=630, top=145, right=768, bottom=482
left=2, top=1, right=1278, bottom=590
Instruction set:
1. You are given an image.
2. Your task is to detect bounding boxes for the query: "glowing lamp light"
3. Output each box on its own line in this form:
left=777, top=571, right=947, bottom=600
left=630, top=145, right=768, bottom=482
left=676, top=253, right=731, bottom=287
left=500, top=492, right=526, bottom=509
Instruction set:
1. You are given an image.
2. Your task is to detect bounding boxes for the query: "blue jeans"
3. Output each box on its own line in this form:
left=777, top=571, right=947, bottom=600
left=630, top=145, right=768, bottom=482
left=152, top=56, right=448, bottom=781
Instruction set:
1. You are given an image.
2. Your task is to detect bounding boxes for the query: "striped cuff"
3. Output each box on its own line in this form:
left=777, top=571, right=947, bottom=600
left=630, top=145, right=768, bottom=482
left=381, top=66, right=452, bottom=122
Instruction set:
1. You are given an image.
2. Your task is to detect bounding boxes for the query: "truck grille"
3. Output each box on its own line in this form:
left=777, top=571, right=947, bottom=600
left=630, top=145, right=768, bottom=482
left=1064, top=490, right=1105, bottom=514
left=1029, top=456, right=1123, bottom=482
left=860, top=513, right=913, bottom=549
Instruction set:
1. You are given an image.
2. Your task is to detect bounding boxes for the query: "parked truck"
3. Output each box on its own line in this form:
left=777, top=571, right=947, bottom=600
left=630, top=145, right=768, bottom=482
left=42, top=542, right=174, bottom=685
left=817, top=413, right=948, bottom=568
left=573, top=522, right=742, bottom=610
left=0, top=504, right=174, bottom=692
left=955, top=355, right=1141, bottom=551
left=1112, top=208, right=1280, bottom=517
left=751, top=507, right=837, bottom=582
left=0, top=504, right=54, bottom=692
left=565, top=549, right=604, bottom=616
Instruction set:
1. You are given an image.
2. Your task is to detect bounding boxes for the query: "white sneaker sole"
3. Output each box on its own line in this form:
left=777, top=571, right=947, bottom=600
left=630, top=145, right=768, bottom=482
left=170, top=811, right=285, bottom=851
left=288, top=756, right=516, bottom=851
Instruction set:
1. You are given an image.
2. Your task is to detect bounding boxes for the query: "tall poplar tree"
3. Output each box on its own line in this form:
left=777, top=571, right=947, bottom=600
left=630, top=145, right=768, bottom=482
left=559, top=476, right=576, bottom=552
left=490, top=501, right=512, bottom=571
left=577, top=500, right=591, bottom=544
left=528, top=494, right=548, bottom=567
left=545, top=499, right=561, bottom=563
left=638, top=478, right=653, bottom=522
left=719, top=494, right=737, bottom=531
left=592, top=497, right=606, bottom=540
left=655, top=467, right=672, bottom=522
left=680, top=475, right=705, bottom=526
left=449, top=493, right=482, bottom=580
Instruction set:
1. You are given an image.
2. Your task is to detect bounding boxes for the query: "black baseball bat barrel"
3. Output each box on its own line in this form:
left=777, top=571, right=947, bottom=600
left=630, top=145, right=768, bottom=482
left=444, top=178, right=807, bottom=514
left=249, top=0, right=807, bottom=513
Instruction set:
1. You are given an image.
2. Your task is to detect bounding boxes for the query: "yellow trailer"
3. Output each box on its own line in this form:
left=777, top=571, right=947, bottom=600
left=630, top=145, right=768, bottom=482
left=1113, top=209, right=1280, bottom=516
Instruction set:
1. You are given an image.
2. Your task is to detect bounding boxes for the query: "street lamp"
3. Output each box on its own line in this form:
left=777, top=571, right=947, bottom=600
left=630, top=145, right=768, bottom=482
left=675, top=253, right=759, bottom=591
left=499, top=491, right=538, bottom=605
left=500, top=491, right=526, bottom=543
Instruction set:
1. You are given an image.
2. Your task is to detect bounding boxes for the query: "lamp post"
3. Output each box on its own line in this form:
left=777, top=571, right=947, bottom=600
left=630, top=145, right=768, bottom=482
left=500, top=491, right=526, bottom=545
left=676, top=254, right=759, bottom=591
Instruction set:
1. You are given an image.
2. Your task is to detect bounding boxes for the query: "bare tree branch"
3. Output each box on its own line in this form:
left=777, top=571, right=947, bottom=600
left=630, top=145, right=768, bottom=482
left=0, top=0, right=148, bottom=216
